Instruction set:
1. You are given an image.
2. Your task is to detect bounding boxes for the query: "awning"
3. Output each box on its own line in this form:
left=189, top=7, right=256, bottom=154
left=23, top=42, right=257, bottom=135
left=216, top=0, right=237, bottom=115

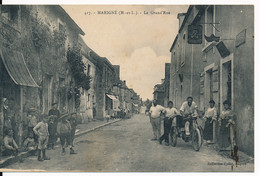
left=0, top=47, right=39, bottom=87
left=106, top=94, right=120, bottom=111
left=133, top=104, right=138, bottom=107
left=106, top=94, right=118, bottom=100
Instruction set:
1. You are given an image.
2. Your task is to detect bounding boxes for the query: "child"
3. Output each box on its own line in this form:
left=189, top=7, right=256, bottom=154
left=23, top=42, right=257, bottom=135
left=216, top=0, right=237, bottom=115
left=69, top=113, right=78, bottom=147
left=48, top=115, right=57, bottom=149
left=105, top=110, right=110, bottom=122
left=27, top=108, right=38, bottom=143
left=203, top=100, right=217, bottom=144
left=2, top=129, right=19, bottom=156
left=23, top=132, right=37, bottom=152
left=33, top=114, right=50, bottom=161
left=57, top=114, right=76, bottom=155
left=159, top=101, right=179, bottom=146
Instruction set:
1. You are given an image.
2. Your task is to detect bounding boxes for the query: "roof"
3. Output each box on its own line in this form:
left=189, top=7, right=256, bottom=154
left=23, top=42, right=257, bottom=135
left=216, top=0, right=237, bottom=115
left=170, top=34, right=179, bottom=52
left=53, top=6, right=85, bottom=35
left=0, top=47, right=39, bottom=88
left=153, top=84, right=164, bottom=93
left=178, top=6, right=193, bottom=34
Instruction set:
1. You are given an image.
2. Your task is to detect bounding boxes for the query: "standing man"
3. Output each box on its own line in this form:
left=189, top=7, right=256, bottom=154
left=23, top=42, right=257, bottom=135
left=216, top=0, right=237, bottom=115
left=149, top=99, right=165, bottom=141
left=180, top=96, right=198, bottom=136
left=48, top=103, right=60, bottom=120
left=48, top=103, right=60, bottom=143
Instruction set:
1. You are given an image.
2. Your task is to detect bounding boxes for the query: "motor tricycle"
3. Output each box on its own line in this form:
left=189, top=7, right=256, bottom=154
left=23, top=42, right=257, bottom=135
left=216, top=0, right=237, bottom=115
left=170, top=114, right=203, bottom=151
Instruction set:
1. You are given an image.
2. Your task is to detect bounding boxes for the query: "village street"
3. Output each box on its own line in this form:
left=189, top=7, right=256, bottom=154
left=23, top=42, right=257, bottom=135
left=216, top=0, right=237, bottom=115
left=5, top=113, right=253, bottom=172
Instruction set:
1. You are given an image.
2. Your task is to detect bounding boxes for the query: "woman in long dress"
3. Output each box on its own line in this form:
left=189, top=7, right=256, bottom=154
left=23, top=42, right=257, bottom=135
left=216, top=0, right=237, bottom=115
left=218, top=100, right=235, bottom=150
left=203, top=100, right=217, bottom=143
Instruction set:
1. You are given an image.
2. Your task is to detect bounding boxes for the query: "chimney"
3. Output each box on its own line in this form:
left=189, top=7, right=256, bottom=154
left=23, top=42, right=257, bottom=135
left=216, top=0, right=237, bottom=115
left=161, top=79, right=165, bottom=84
left=177, top=13, right=186, bottom=30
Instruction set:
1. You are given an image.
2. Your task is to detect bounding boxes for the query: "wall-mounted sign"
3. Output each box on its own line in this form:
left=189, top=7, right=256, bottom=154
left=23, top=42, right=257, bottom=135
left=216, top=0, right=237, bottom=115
left=188, top=25, right=202, bottom=44
left=235, top=29, right=246, bottom=47
left=216, top=41, right=230, bottom=58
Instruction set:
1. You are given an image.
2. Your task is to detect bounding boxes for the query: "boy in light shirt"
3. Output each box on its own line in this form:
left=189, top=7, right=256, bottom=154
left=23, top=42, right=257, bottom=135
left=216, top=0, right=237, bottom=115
left=159, top=101, right=179, bottom=146
left=33, top=114, right=50, bottom=161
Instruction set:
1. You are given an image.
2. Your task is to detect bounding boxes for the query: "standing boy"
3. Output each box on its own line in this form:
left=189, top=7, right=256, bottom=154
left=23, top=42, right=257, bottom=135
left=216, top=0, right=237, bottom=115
left=33, top=114, right=50, bottom=161
left=159, top=101, right=179, bottom=146
left=57, top=114, right=76, bottom=155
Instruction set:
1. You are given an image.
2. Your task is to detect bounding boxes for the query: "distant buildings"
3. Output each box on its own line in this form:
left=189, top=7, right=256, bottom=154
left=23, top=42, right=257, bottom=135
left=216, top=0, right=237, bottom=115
left=152, top=63, right=170, bottom=107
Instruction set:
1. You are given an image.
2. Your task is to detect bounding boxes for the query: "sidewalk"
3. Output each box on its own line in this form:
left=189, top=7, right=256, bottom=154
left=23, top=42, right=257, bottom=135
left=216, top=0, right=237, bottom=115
left=203, top=142, right=254, bottom=166
left=0, top=118, right=122, bottom=168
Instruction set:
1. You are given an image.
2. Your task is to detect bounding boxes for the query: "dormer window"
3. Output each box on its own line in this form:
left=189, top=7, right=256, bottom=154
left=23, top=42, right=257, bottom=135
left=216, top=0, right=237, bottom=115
left=1, top=6, right=19, bottom=25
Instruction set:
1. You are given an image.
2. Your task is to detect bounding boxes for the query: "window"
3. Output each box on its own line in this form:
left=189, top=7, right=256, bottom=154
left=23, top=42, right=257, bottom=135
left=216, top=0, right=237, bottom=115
left=92, top=95, right=95, bottom=103
left=88, top=94, right=90, bottom=102
left=59, top=22, right=65, bottom=32
left=87, top=64, right=91, bottom=76
left=176, top=44, right=180, bottom=71
left=1, top=6, right=19, bottom=24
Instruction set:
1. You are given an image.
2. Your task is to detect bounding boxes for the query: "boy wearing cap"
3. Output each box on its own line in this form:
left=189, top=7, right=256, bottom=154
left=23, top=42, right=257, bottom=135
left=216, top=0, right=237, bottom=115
left=33, top=114, right=50, bottom=161
left=57, top=114, right=76, bottom=155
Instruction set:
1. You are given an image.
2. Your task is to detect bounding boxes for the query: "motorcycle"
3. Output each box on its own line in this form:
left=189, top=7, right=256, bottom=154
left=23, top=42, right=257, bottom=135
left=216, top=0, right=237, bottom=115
left=170, top=114, right=203, bottom=151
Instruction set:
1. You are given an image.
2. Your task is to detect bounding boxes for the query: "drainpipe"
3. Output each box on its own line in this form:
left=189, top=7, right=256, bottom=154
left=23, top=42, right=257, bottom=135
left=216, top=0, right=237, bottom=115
left=190, top=44, right=194, bottom=96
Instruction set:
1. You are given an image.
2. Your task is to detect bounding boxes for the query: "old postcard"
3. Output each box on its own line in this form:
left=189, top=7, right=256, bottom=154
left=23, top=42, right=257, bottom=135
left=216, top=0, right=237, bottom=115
left=0, top=4, right=254, bottom=173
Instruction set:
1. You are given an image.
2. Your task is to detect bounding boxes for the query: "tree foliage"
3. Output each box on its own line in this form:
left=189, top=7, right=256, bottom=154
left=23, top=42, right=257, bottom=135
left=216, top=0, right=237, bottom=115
left=67, top=46, right=91, bottom=91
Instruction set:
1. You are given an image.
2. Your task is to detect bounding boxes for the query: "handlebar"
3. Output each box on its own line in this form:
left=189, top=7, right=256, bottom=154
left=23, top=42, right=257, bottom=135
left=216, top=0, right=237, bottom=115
left=182, top=115, right=197, bottom=121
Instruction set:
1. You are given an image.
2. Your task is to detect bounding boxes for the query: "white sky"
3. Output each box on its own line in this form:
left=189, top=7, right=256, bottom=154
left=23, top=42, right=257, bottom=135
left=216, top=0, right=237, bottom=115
left=62, top=5, right=188, bottom=100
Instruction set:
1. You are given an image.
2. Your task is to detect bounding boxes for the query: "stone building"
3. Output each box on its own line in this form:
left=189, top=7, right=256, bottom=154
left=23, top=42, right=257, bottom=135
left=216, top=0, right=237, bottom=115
left=0, top=5, right=85, bottom=144
left=169, top=5, right=254, bottom=155
left=153, top=80, right=165, bottom=106
left=78, top=36, right=97, bottom=121
left=89, top=51, right=118, bottom=120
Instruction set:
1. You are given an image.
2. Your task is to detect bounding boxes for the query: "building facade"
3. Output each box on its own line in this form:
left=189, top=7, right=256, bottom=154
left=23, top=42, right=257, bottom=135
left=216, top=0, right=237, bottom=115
left=153, top=81, right=165, bottom=106
left=78, top=36, right=97, bottom=122
left=0, top=5, right=85, bottom=145
left=169, top=5, right=254, bottom=155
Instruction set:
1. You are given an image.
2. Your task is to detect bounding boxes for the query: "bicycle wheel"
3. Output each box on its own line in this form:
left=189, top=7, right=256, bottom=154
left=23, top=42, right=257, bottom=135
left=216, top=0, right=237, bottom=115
left=192, top=128, right=202, bottom=151
left=171, top=126, right=178, bottom=147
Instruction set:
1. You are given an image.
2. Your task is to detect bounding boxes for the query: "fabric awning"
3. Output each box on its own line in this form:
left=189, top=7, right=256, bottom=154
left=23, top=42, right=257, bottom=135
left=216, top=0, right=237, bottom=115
left=0, top=47, right=39, bottom=87
left=106, top=94, right=118, bottom=100
left=106, top=94, right=120, bottom=111
left=133, top=104, right=138, bottom=107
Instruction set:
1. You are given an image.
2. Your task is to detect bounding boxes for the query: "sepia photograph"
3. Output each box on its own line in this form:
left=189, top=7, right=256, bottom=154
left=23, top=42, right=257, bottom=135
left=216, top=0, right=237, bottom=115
left=0, top=2, right=255, bottom=173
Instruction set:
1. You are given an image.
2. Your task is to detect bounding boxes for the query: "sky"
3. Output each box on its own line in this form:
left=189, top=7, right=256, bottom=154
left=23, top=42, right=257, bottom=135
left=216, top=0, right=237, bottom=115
left=62, top=5, right=189, bottom=100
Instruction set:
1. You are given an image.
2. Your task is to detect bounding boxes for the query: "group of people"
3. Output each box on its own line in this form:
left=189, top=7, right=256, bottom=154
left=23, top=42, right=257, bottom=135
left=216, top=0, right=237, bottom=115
left=148, top=97, right=236, bottom=150
left=1, top=102, right=78, bottom=161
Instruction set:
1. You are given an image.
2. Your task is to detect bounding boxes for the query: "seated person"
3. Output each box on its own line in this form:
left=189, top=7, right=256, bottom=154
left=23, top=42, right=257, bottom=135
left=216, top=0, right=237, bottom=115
left=23, top=132, right=37, bottom=151
left=2, top=129, right=19, bottom=156
left=180, top=96, right=198, bottom=136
